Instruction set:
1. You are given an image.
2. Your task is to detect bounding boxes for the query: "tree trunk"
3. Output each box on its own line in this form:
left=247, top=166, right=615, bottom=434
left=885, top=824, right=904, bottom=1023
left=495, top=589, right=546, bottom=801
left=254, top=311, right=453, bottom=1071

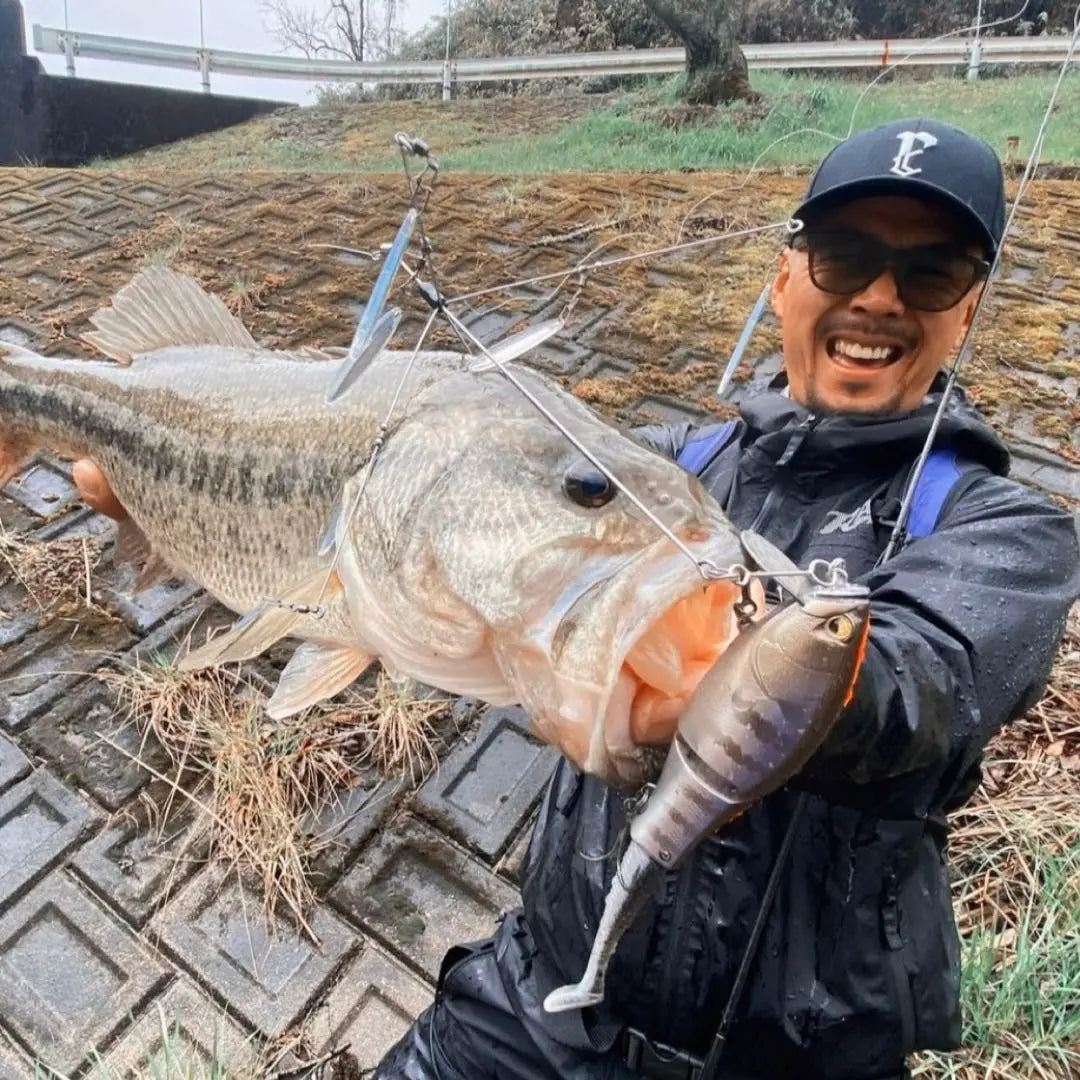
left=643, top=0, right=756, bottom=105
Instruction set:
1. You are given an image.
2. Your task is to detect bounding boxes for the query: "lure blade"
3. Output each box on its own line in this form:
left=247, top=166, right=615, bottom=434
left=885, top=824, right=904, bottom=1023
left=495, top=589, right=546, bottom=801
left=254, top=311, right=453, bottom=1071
left=338, top=205, right=417, bottom=367
left=469, top=317, right=565, bottom=373
left=326, top=307, right=403, bottom=403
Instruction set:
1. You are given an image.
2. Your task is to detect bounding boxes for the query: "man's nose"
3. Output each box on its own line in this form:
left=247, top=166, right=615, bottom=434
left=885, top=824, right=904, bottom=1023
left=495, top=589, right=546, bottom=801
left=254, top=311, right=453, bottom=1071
left=850, top=267, right=905, bottom=316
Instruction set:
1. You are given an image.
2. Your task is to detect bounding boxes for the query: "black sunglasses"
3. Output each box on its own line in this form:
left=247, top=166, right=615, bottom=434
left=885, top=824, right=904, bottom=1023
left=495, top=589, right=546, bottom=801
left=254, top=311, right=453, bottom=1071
left=788, top=228, right=990, bottom=312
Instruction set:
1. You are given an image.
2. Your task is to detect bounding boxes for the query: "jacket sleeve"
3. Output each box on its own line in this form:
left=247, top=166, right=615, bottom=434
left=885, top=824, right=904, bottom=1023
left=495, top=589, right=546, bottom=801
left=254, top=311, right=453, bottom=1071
left=630, top=420, right=696, bottom=460
left=807, top=473, right=1080, bottom=785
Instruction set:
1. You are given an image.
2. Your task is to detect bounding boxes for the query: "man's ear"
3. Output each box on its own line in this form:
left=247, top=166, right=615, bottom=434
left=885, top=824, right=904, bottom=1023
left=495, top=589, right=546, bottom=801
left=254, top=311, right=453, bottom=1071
left=953, top=284, right=983, bottom=351
left=771, top=248, right=791, bottom=321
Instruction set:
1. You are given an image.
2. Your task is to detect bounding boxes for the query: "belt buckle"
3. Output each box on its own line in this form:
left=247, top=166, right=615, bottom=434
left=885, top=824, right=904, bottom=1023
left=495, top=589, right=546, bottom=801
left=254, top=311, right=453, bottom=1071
left=624, top=1027, right=703, bottom=1080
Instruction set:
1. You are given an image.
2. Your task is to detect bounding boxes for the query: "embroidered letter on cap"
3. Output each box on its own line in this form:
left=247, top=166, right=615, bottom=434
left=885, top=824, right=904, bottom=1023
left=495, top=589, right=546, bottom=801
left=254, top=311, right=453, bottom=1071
left=890, top=130, right=939, bottom=178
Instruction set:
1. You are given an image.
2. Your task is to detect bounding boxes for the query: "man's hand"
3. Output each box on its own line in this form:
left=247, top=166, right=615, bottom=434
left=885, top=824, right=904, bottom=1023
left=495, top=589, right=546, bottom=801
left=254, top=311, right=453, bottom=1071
left=72, top=460, right=129, bottom=521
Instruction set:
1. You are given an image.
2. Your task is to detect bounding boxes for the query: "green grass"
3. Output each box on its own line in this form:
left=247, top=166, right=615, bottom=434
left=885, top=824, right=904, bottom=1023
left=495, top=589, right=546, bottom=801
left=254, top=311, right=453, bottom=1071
left=94, top=68, right=1080, bottom=175
left=913, top=766, right=1080, bottom=1079
left=437, top=69, right=1080, bottom=173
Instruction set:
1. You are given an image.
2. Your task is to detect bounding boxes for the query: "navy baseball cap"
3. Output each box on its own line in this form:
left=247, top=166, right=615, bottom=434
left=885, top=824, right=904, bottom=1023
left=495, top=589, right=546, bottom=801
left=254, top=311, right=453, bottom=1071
left=791, top=118, right=1006, bottom=258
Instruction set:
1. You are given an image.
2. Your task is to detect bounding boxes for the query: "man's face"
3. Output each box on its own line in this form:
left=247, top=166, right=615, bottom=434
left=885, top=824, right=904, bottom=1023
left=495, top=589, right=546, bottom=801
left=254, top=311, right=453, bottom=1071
left=770, top=195, right=984, bottom=416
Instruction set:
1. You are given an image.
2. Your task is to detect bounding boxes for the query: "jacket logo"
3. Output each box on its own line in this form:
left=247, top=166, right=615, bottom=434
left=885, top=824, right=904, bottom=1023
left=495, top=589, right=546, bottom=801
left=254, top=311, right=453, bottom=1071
left=890, top=130, right=939, bottom=177
left=821, top=497, right=872, bottom=535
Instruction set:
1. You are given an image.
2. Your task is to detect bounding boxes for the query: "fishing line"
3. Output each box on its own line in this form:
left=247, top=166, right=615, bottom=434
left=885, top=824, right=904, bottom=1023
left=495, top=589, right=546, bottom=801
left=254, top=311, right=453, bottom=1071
left=439, top=303, right=742, bottom=582
left=677, top=0, right=1036, bottom=238
left=442, top=218, right=797, bottom=306
left=313, top=306, right=442, bottom=601
left=882, top=0, right=1080, bottom=562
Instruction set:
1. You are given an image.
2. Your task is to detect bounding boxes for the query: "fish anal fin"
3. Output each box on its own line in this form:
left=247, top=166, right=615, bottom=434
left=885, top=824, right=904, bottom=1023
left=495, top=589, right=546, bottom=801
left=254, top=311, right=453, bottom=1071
left=133, top=554, right=177, bottom=592
left=81, top=266, right=257, bottom=364
left=0, top=436, right=34, bottom=490
left=111, top=520, right=177, bottom=593
left=178, top=568, right=343, bottom=672
left=265, top=642, right=374, bottom=719
left=114, top=518, right=152, bottom=566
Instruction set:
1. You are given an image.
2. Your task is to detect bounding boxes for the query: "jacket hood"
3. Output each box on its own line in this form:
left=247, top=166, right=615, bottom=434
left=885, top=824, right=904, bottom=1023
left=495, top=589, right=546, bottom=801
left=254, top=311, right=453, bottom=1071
left=741, top=371, right=1012, bottom=477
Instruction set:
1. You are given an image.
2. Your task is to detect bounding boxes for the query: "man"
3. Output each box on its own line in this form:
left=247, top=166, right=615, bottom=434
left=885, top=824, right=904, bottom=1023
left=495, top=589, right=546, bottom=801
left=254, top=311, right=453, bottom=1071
left=72, top=118, right=1079, bottom=1079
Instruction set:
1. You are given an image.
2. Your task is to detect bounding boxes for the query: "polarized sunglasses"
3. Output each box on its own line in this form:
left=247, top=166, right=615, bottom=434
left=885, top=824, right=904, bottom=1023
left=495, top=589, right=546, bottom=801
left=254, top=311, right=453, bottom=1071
left=788, top=228, right=990, bottom=312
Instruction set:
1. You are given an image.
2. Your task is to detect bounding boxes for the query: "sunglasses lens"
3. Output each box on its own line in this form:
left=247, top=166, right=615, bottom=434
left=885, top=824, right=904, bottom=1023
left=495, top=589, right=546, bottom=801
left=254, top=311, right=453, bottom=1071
left=806, top=232, right=879, bottom=296
left=801, top=231, right=982, bottom=311
left=898, top=249, right=980, bottom=311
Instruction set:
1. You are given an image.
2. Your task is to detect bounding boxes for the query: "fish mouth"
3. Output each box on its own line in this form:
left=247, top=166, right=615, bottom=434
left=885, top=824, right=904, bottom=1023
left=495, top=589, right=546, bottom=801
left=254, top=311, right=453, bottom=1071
left=618, top=578, right=743, bottom=744
left=506, top=534, right=753, bottom=787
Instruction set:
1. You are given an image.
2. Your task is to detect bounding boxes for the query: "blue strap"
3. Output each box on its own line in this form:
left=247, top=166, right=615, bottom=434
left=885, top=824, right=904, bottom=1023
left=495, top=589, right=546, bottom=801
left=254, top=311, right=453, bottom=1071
left=675, top=420, right=738, bottom=476
left=906, top=448, right=963, bottom=538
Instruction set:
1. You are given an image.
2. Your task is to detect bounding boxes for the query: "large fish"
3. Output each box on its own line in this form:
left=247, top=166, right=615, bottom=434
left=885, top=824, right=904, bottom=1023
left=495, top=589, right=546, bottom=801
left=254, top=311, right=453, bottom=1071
left=0, top=267, right=754, bottom=786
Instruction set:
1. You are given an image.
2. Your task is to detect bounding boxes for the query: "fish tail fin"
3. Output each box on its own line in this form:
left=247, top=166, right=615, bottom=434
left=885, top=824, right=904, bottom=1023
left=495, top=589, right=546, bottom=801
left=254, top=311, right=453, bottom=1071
left=81, top=266, right=258, bottom=364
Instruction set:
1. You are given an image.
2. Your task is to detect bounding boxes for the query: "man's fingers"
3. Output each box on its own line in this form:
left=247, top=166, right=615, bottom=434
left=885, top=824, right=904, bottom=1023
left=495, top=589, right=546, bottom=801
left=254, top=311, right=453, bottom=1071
left=72, top=460, right=129, bottom=521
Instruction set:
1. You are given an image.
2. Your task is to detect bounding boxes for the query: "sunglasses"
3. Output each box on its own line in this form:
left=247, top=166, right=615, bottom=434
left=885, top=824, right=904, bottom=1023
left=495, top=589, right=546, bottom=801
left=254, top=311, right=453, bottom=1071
left=788, top=228, right=990, bottom=312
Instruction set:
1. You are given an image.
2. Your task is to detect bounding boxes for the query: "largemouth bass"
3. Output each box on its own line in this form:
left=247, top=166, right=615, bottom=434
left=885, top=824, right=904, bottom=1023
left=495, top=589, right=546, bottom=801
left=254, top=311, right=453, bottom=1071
left=1, top=267, right=752, bottom=786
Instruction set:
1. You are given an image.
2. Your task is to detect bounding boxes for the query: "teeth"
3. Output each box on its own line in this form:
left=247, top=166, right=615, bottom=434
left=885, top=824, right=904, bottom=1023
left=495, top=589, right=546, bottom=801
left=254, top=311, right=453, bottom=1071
left=833, top=339, right=897, bottom=362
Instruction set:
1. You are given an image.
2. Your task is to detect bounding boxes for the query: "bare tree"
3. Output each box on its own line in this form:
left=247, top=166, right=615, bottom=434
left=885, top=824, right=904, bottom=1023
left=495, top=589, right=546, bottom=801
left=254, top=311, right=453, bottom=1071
left=260, top=0, right=404, bottom=62
left=642, top=0, right=755, bottom=104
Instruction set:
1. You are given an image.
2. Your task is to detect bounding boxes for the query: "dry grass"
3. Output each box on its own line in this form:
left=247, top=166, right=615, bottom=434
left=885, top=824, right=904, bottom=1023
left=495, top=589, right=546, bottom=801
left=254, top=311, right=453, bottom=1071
left=0, top=521, right=116, bottom=626
left=96, top=656, right=447, bottom=933
left=914, top=610, right=1080, bottom=1080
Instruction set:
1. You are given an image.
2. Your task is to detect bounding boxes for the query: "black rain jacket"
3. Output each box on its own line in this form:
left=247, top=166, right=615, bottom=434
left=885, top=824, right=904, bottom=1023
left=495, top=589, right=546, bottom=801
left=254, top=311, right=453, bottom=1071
left=514, top=374, right=1080, bottom=1079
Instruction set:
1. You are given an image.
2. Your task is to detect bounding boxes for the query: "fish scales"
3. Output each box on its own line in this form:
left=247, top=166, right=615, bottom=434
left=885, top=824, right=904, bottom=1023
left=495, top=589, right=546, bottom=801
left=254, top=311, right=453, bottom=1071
left=1, top=266, right=750, bottom=787
left=0, top=344, right=467, bottom=616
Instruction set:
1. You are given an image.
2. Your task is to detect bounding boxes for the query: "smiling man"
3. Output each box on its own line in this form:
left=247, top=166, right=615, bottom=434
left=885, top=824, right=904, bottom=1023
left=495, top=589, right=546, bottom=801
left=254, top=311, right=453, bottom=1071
left=69, top=119, right=1080, bottom=1080
left=368, top=117, right=1080, bottom=1080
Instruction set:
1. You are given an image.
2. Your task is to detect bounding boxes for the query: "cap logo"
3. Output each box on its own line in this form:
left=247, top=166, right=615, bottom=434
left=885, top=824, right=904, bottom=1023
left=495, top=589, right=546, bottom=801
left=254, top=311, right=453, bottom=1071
left=889, top=130, right=939, bottom=178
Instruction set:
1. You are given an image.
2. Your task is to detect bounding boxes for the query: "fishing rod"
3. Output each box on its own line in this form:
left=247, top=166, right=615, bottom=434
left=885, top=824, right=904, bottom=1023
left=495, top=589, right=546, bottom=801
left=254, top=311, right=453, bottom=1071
left=880, top=2, right=1080, bottom=561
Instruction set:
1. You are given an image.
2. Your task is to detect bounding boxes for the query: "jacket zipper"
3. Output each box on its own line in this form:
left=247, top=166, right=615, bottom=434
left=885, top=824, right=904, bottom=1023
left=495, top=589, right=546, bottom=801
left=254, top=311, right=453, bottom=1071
left=655, top=413, right=820, bottom=1026
left=747, top=413, right=819, bottom=535
left=656, top=850, right=698, bottom=1027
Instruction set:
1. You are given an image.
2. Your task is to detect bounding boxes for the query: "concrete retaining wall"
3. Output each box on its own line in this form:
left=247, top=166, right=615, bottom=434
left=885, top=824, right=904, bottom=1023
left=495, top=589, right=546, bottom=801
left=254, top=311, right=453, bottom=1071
left=0, top=0, right=290, bottom=167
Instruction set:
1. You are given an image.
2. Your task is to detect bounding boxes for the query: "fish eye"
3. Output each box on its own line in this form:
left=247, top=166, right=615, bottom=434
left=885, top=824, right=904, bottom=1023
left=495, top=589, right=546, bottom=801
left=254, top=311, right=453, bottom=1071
left=563, top=464, right=617, bottom=508
left=825, top=614, right=855, bottom=641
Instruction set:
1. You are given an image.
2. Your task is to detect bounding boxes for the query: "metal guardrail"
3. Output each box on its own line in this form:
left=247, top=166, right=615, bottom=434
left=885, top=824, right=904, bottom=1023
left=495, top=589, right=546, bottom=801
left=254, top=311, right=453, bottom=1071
left=31, top=24, right=1077, bottom=96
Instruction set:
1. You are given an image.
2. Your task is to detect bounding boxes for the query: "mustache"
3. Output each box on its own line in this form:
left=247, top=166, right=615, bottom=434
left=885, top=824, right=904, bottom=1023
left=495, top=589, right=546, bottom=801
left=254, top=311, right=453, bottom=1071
left=819, top=315, right=918, bottom=352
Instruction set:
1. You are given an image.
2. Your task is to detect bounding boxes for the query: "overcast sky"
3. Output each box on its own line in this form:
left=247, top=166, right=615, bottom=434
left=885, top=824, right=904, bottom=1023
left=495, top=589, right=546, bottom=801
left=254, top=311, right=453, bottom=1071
left=23, top=0, right=449, bottom=104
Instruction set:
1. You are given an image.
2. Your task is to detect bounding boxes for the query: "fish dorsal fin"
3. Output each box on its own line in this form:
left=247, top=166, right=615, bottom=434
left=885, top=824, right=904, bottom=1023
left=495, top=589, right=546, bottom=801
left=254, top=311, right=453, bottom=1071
left=81, top=267, right=258, bottom=364
left=294, top=345, right=348, bottom=363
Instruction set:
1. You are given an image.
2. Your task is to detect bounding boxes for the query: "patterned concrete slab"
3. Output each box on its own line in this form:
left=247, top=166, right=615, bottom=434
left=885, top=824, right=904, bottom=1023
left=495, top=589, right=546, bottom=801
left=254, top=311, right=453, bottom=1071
left=304, top=942, right=435, bottom=1074
left=0, top=1038, right=32, bottom=1080
left=21, top=681, right=166, bottom=812
left=330, top=815, right=519, bottom=981
left=0, top=618, right=136, bottom=733
left=0, top=771, right=98, bottom=910
left=413, top=706, right=559, bottom=862
left=0, top=161, right=1076, bottom=1075
left=99, top=979, right=258, bottom=1080
left=150, top=864, right=358, bottom=1038
left=0, top=873, right=170, bottom=1075
left=71, top=792, right=208, bottom=928
left=0, top=738, right=30, bottom=796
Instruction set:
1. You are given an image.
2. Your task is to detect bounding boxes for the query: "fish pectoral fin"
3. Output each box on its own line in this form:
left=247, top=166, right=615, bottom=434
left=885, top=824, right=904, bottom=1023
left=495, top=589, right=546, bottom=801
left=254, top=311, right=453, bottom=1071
left=178, top=569, right=343, bottom=671
left=265, top=642, right=374, bottom=719
left=80, top=266, right=258, bottom=364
